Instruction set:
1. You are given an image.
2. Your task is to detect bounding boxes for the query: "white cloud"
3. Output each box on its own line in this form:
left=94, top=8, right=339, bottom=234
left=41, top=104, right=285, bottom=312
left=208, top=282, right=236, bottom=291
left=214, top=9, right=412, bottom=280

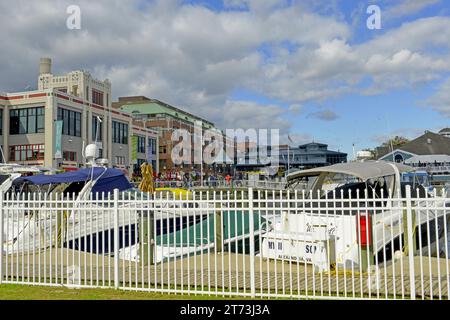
left=385, top=0, right=441, bottom=19
left=222, top=100, right=290, bottom=131
left=307, top=110, right=339, bottom=121
left=426, top=77, right=450, bottom=116
left=288, top=104, right=303, bottom=114
left=0, top=0, right=449, bottom=133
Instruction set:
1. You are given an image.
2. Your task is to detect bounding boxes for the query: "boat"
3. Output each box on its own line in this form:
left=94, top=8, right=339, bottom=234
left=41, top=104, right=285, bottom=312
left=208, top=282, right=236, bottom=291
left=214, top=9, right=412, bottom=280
left=3, top=167, right=214, bottom=255
left=119, top=210, right=269, bottom=263
left=261, top=161, right=449, bottom=271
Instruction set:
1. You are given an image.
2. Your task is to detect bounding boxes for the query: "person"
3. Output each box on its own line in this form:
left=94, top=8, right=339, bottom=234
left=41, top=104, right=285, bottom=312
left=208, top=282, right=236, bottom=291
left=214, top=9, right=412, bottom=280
left=225, top=174, right=231, bottom=186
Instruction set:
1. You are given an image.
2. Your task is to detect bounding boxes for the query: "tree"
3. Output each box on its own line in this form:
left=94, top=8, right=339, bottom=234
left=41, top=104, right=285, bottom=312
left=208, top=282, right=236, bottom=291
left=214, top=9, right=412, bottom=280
left=380, top=136, right=410, bottom=148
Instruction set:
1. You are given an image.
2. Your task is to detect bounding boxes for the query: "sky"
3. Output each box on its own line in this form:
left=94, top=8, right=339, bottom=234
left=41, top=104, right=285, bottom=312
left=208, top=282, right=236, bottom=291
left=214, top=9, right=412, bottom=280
left=1, top=0, right=450, bottom=158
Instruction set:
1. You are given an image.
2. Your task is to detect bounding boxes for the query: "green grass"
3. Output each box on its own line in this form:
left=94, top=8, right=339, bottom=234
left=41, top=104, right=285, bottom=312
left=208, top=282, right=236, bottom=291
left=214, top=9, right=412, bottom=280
left=0, top=284, right=252, bottom=300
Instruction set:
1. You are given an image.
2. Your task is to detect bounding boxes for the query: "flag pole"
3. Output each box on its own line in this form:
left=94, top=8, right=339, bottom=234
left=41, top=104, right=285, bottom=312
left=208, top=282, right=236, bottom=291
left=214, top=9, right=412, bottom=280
left=286, top=144, right=290, bottom=178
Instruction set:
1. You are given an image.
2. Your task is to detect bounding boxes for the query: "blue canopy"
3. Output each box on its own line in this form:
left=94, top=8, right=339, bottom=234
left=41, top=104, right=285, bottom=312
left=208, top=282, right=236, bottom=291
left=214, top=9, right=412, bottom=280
left=15, top=167, right=132, bottom=194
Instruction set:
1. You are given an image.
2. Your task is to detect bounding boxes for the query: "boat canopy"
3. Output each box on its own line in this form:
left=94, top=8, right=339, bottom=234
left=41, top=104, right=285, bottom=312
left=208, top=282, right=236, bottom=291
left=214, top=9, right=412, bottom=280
left=287, top=161, right=415, bottom=182
left=14, top=167, right=132, bottom=194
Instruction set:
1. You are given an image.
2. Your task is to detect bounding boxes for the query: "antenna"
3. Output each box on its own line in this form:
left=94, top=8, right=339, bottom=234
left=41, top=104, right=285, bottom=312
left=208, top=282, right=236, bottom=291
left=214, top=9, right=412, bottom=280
left=0, top=145, right=5, bottom=164
left=82, top=140, right=86, bottom=161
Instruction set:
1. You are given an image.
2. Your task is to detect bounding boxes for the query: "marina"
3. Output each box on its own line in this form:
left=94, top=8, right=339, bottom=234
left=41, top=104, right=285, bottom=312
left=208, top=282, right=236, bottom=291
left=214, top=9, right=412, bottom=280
left=1, top=159, right=450, bottom=300
left=2, top=2, right=450, bottom=306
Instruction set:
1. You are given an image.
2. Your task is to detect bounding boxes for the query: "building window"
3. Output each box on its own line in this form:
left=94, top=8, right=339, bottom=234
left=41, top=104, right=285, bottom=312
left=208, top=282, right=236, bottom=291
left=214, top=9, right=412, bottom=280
left=149, top=138, right=157, bottom=155
left=115, top=156, right=126, bottom=166
left=134, top=159, right=146, bottom=175
left=10, top=107, right=45, bottom=135
left=63, top=151, right=77, bottom=162
left=0, top=109, right=3, bottom=135
left=57, top=107, right=81, bottom=137
left=92, top=89, right=104, bottom=106
left=92, top=116, right=103, bottom=141
left=9, top=144, right=44, bottom=161
left=112, top=121, right=128, bottom=144
left=137, top=136, right=146, bottom=153
left=394, top=154, right=404, bottom=163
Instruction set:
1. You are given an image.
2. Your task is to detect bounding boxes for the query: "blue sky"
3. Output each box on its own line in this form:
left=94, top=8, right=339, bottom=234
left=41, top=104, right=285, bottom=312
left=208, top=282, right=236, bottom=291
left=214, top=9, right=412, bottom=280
left=1, top=0, right=450, bottom=159
left=187, top=0, right=450, bottom=157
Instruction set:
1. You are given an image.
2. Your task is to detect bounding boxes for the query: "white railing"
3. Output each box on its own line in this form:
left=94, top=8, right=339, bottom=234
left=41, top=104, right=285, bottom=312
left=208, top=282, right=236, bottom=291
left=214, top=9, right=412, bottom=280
left=147, top=180, right=290, bottom=190
left=1, top=187, right=449, bottom=300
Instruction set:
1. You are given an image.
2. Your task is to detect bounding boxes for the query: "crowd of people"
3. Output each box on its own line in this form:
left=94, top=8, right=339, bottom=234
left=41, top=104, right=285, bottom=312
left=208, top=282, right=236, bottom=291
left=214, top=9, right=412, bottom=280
left=131, top=170, right=247, bottom=188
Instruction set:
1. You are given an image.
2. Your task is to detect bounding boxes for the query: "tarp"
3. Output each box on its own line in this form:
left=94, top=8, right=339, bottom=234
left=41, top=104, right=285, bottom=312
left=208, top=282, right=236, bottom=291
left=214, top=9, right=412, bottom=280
left=14, top=167, right=132, bottom=194
left=157, top=211, right=267, bottom=253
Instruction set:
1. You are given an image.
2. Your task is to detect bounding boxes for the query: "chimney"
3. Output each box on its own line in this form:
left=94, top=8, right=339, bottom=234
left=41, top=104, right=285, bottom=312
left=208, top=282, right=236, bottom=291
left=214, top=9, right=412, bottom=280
left=39, top=57, right=52, bottom=75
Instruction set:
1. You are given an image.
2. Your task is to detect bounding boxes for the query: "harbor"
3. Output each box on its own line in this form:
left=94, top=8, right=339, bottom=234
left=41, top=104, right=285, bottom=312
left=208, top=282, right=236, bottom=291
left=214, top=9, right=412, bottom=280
left=2, top=1, right=450, bottom=306
left=1, top=159, right=450, bottom=300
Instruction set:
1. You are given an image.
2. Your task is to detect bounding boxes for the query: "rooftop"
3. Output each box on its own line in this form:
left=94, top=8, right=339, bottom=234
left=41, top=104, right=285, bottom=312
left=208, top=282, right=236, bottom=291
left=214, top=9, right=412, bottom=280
left=114, top=96, right=215, bottom=128
left=393, top=131, right=450, bottom=156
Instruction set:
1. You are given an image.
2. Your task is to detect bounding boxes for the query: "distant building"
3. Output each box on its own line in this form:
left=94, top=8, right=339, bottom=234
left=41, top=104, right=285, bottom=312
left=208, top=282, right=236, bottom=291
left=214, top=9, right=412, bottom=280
left=113, top=96, right=234, bottom=174
left=439, top=128, right=450, bottom=138
left=378, top=130, right=450, bottom=184
left=356, top=150, right=374, bottom=161
left=279, top=142, right=347, bottom=170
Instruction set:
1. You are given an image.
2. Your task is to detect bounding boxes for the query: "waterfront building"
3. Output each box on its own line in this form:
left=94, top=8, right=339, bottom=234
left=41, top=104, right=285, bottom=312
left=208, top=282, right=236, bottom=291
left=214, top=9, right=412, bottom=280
left=278, top=142, right=347, bottom=170
left=113, top=96, right=234, bottom=174
left=0, top=58, right=159, bottom=175
left=378, top=130, right=450, bottom=185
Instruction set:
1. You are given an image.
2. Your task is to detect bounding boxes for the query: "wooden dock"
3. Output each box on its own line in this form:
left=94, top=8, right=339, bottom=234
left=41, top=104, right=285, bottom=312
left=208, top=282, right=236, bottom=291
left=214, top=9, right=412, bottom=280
left=1, top=249, right=448, bottom=299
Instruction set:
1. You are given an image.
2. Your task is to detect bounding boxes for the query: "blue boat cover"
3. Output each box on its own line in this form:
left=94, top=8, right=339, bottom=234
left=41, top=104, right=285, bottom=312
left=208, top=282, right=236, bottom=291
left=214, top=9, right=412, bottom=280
left=15, top=167, right=132, bottom=194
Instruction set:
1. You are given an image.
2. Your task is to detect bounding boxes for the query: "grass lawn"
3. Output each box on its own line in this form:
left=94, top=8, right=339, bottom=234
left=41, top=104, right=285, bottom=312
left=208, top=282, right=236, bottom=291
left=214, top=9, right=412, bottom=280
left=0, top=284, right=252, bottom=300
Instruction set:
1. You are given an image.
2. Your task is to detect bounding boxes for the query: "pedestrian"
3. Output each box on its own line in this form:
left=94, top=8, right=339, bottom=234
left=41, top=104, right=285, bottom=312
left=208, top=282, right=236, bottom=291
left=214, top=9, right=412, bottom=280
left=226, top=174, right=231, bottom=186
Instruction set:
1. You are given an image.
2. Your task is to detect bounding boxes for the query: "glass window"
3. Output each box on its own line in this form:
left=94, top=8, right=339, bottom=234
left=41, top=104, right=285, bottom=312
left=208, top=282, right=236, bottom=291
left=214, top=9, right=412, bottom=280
left=37, top=108, right=44, bottom=133
left=112, top=121, right=129, bottom=144
left=57, top=107, right=81, bottom=137
left=137, top=136, right=145, bottom=153
left=9, top=107, right=45, bottom=135
left=27, top=108, right=36, bottom=133
left=0, top=109, right=3, bottom=135
left=9, top=144, right=44, bottom=161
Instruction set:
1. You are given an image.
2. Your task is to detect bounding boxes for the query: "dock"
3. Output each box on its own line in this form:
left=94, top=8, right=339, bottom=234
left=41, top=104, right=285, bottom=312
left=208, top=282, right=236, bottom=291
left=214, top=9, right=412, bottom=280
left=2, top=249, right=448, bottom=299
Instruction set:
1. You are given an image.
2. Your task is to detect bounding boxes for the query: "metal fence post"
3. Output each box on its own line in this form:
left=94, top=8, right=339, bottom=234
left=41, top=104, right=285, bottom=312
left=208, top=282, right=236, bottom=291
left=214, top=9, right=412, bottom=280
left=113, top=189, right=119, bottom=289
left=248, top=188, right=256, bottom=298
left=0, top=191, right=3, bottom=285
left=405, top=185, right=416, bottom=300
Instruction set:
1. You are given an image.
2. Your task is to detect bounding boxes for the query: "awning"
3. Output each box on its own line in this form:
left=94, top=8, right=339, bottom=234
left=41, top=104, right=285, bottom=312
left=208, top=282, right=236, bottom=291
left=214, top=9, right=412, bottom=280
left=14, top=167, right=132, bottom=194
left=287, top=160, right=414, bottom=182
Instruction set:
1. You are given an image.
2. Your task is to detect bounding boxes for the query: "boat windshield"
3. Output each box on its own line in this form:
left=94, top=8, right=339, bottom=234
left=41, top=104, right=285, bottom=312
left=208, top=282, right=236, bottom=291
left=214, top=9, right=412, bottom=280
left=119, top=188, right=152, bottom=200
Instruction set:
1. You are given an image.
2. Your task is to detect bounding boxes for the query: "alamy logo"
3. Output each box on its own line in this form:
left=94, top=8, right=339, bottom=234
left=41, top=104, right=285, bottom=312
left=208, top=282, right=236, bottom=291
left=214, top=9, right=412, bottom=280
left=66, top=5, right=81, bottom=30
left=367, top=5, right=381, bottom=30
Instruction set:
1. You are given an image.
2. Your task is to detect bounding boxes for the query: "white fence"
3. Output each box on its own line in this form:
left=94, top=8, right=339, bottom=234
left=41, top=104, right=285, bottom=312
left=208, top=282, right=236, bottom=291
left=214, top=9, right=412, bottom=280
left=1, top=187, right=449, bottom=300
left=150, top=180, right=289, bottom=190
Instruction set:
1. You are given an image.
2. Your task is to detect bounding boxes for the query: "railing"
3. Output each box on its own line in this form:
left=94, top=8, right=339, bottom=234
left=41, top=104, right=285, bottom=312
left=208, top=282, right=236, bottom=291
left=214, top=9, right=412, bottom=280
left=144, top=180, right=290, bottom=190
left=1, top=187, right=449, bottom=300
